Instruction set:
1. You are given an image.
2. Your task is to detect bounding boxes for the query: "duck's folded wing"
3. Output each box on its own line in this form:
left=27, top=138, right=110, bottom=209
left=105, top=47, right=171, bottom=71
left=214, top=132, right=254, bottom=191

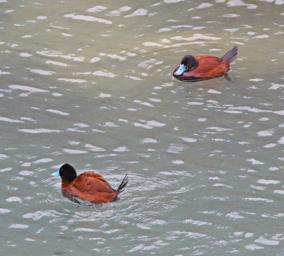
left=73, top=172, right=114, bottom=194
left=190, top=56, right=227, bottom=78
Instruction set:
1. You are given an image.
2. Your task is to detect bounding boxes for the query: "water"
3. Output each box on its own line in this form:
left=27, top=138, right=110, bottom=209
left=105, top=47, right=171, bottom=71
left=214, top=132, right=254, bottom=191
left=1, top=0, right=284, bottom=255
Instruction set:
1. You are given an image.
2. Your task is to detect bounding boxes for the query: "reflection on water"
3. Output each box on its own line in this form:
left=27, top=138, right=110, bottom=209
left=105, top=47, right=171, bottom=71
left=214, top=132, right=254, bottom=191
left=0, top=0, right=284, bottom=255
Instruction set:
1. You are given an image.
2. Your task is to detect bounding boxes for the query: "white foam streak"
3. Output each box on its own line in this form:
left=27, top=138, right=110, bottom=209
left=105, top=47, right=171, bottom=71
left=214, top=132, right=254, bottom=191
left=86, top=5, right=107, bottom=13
left=58, top=78, right=86, bottom=84
left=9, top=84, right=48, bottom=93
left=19, top=128, right=62, bottom=134
left=64, top=13, right=112, bottom=25
left=37, top=50, right=85, bottom=62
left=93, top=70, right=116, bottom=78
left=63, top=149, right=88, bottom=154
left=0, top=116, right=24, bottom=123
left=46, top=109, right=69, bottom=116
left=28, top=68, right=55, bottom=76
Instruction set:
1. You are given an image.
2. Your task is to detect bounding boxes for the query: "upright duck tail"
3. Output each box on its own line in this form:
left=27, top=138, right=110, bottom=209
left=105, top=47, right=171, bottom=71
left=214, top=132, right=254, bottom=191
left=221, top=46, right=238, bottom=63
left=116, top=174, right=128, bottom=197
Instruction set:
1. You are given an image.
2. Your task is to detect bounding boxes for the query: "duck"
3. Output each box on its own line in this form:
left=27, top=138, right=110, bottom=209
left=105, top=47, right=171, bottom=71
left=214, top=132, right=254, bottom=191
left=52, top=163, right=128, bottom=204
left=173, top=46, right=238, bottom=82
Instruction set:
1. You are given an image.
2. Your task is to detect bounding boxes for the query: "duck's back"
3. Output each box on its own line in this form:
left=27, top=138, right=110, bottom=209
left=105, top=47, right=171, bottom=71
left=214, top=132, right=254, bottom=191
left=74, top=172, right=114, bottom=194
left=191, top=56, right=229, bottom=78
left=62, top=171, right=117, bottom=203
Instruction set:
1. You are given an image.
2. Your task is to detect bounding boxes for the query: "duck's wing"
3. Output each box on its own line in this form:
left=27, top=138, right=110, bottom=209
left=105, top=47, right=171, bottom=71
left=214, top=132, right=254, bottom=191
left=194, top=56, right=222, bottom=73
left=73, top=172, right=114, bottom=195
left=188, top=56, right=228, bottom=78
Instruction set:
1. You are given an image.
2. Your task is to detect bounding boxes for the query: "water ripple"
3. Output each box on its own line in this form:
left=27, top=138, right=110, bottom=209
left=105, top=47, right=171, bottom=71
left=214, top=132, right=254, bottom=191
left=1, top=1, right=284, bottom=255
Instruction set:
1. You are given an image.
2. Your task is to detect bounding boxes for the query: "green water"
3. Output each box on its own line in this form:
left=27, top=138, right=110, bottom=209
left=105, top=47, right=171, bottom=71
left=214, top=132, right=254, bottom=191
left=0, top=1, right=284, bottom=255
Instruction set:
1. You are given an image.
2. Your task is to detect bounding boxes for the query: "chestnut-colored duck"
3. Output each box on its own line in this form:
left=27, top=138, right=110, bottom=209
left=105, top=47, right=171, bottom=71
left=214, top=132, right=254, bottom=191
left=173, top=46, right=238, bottom=82
left=52, top=163, right=128, bottom=204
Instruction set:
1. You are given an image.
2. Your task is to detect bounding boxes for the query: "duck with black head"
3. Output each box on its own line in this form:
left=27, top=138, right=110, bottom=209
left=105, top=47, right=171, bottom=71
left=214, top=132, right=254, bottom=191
left=52, top=163, right=128, bottom=204
left=173, top=46, right=238, bottom=82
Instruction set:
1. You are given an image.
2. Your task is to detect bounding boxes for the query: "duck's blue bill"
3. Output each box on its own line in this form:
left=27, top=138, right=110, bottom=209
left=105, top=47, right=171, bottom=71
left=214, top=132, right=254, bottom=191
left=174, top=64, right=187, bottom=76
left=52, top=170, right=60, bottom=177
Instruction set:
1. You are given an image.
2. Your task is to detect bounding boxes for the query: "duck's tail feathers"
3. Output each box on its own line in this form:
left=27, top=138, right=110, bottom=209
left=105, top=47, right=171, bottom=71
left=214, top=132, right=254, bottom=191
left=221, top=46, right=238, bottom=63
left=116, top=174, right=128, bottom=195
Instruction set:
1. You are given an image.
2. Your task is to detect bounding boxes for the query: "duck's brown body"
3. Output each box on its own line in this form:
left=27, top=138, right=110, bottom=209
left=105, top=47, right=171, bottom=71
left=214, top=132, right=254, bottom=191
left=173, top=56, right=230, bottom=82
left=53, top=164, right=128, bottom=204
left=62, top=172, right=120, bottom=203
left=173, top=46, right=238, bottom=82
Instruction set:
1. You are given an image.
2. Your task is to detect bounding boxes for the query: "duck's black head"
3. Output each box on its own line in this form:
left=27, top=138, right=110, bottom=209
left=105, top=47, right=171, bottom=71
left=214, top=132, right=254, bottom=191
left=53, top=163, right=77, bottom=182
left=181, top=55, right=198, bottom=69
left=174, top=55, right=198, bottom=76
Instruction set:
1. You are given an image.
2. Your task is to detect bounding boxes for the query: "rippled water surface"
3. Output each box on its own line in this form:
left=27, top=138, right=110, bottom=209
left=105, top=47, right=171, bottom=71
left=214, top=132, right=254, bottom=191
left=1, top=0, right=284, bottom=255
